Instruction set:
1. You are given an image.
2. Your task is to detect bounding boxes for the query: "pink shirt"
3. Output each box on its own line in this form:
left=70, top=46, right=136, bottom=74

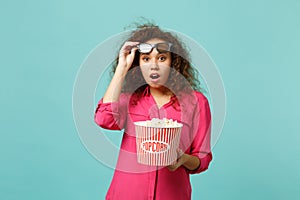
left=94, top=87, right=212, bottom=200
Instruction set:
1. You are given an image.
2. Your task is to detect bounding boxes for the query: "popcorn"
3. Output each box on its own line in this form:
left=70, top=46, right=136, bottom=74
left=139, top=118, right=182, bottom=128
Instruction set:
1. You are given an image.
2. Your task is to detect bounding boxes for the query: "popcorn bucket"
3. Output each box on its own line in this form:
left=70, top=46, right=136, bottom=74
left=134, top=120, right=183, bottom=166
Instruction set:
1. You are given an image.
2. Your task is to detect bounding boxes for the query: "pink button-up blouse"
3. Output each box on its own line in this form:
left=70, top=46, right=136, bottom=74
left=94, top=87, right=212, bottom=200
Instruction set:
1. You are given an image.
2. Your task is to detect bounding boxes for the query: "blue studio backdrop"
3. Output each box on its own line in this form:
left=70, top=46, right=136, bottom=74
left=1, top=0, right=299, bottom=199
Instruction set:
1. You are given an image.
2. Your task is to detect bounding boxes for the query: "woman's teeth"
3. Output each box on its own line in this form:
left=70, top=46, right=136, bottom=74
left=150, top=74, right=160, bottom=79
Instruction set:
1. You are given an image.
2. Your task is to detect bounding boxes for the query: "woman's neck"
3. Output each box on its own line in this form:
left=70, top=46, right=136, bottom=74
left=149, top=87, right=172, bottom=108
left=149, top=86, right=172, bottom=97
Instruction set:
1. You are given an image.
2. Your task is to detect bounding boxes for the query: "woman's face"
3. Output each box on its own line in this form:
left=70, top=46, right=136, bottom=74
left=139, top=38, right=172, bottom=89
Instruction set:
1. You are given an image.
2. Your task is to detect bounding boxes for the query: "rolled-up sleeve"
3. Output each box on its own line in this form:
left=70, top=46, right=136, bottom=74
left=94, top=94, right=128, bottom=130
left=188, top=93, right=212, bottom=174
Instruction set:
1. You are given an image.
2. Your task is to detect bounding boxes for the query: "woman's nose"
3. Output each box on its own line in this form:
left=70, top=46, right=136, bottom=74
left=150, top=61, right=159, bottom=70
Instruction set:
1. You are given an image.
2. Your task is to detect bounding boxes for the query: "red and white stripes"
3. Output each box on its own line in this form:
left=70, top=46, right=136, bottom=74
left=135, top=124, right=182, bottom=166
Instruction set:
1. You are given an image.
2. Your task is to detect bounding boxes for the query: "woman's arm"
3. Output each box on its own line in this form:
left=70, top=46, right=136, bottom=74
left=103, top=41, right=139, bottom=103
left=168, top=92, right=212, bottom=173
left=94, top=41, right=139, bottom=130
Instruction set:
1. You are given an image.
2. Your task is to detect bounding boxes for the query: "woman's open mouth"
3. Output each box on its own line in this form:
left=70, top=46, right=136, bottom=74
left=150, top=73, right=160, bottom=83
left=150, top=73, right=160, bottom=79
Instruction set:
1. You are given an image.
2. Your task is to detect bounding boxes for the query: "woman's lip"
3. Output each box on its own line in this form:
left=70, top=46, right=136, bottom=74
left=150, top=78, right=160, bottom=83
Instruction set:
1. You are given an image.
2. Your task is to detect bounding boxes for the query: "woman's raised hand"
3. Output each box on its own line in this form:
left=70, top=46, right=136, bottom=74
left=102, top=41, right=139, bottom=103
left=116, top=41, right=139, bottom=74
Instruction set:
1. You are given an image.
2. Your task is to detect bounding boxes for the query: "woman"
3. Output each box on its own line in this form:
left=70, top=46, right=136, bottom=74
left=95, top=23, right=212, bottom=200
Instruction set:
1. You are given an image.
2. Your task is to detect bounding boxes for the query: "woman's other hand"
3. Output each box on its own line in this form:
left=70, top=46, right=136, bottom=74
left=167, top=149, right=200, bottom=172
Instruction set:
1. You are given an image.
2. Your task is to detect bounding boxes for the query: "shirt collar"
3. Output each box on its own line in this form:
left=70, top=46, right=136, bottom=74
left=142, top=85, right=151, bottom=97
left=142, top=85, right=180, bottom=109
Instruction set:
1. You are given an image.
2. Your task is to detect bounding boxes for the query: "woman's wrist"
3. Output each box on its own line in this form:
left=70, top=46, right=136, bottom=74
left=102, top=66, right=127, bottom=103
left=115, top=64, right=129, bottom=76
left=182, top=154, right=200, bottom=171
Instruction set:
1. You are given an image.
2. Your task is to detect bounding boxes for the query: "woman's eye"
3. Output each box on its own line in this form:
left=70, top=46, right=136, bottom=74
left=142, top=57, right=150, bottom=62
left=158, top=56, right=166, bottom=61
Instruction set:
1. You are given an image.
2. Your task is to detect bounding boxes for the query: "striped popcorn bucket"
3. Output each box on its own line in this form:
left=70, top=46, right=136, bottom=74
left=134, top=121, right=183, bottom=166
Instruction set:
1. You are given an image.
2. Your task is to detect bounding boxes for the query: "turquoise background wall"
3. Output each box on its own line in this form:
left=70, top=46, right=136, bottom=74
left=1, top=0, right=299, bottom=199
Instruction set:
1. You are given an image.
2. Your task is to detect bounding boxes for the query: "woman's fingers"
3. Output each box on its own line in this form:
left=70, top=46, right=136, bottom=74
left=118, top=41, right=139, bottom=69
left=167, top=152, right=187, bottom=172
left=126, top=46, right=138, bottom=62
left=167, top=160, right=182, bottom=171
left=119, top=41, right=139, bottom=56
left=177, top=149, right=184, bottom=158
